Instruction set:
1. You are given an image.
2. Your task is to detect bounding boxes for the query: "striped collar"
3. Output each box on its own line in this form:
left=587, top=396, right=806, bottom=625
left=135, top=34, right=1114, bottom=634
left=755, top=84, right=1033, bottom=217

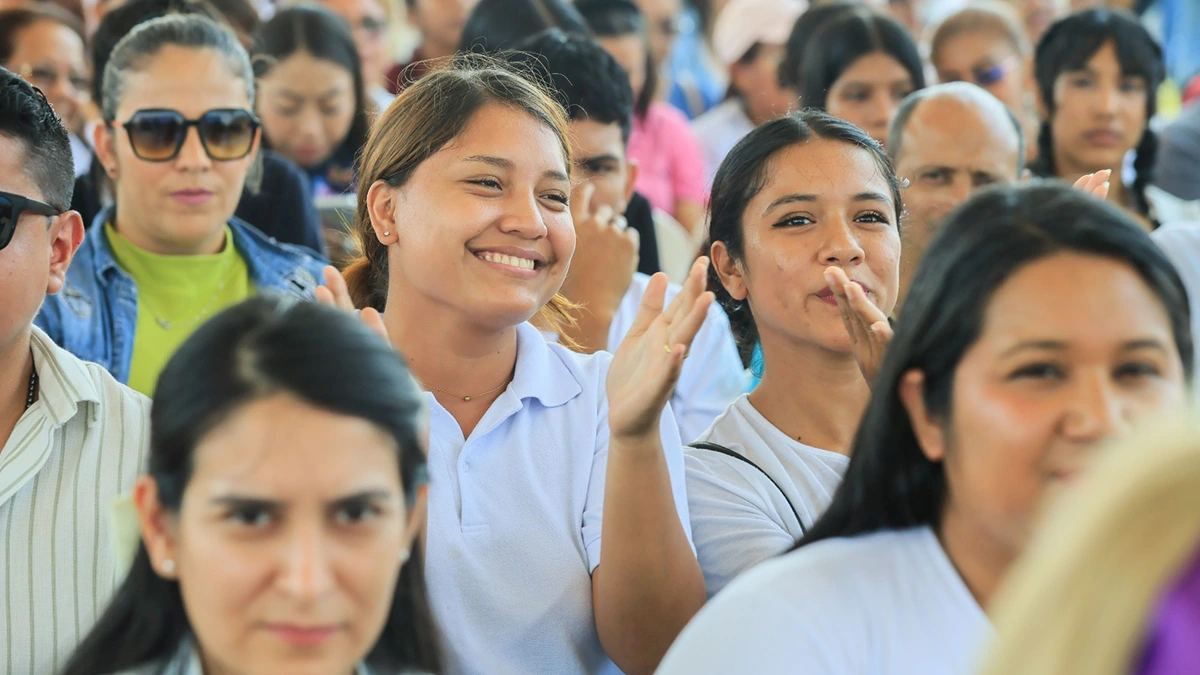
left=28, top=325, right=102, bottom=428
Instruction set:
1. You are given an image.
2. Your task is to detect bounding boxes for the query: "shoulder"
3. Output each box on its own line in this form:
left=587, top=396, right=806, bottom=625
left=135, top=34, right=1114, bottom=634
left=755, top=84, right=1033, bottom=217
left=229, top=219, right=326, bottom=283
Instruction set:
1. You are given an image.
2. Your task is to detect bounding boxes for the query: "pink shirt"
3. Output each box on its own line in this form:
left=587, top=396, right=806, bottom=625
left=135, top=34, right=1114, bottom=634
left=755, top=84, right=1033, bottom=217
left=627, top=102, right=708, bottom=216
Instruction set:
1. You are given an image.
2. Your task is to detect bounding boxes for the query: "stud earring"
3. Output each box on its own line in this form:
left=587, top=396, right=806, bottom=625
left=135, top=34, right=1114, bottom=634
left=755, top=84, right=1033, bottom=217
left=383, top=231, right=390, bottom=236
left=161, top=559, right=176, bottom=576
left=399, top=547, right=410, bottom=565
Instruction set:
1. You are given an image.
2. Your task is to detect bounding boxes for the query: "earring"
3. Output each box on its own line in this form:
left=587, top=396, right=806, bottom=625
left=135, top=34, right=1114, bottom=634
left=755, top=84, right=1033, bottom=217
left=383, top=231, right=391, bottom=236
left=161, top=559, right=176, bottom=576
left=398, top=547, right=410, bottom=565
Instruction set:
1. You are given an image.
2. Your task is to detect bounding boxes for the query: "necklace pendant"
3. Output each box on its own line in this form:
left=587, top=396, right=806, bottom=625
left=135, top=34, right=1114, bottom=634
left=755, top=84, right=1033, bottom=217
left=463, top=396, right=472, bottom=402
left=156, top=317, right=172, bottom=330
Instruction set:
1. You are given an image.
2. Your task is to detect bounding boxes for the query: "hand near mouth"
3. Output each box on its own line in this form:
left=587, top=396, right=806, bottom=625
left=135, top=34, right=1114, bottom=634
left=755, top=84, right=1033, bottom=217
left=826, top=266, right=892, bottom=387
left=1072, top=169, right=1111, bottom=201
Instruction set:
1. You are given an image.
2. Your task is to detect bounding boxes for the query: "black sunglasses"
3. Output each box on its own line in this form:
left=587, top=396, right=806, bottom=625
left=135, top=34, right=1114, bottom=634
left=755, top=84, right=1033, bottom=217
left=109, top=108, right=260, bottom=162
left=0, top=190, right=63, bottom=252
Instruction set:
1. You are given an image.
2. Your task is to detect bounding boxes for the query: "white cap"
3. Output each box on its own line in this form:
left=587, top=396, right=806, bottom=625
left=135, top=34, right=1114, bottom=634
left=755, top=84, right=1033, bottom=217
left=712, top=0, right=808, bottom=67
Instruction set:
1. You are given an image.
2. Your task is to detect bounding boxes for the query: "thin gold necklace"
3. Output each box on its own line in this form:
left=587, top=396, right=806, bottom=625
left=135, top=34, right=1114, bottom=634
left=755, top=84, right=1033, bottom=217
left=416, top=378, right=509, bottom=402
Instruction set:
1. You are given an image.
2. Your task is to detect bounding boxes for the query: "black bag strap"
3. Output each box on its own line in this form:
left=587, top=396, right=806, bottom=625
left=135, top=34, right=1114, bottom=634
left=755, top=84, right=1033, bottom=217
left=689, top=442, right=805, bottom=536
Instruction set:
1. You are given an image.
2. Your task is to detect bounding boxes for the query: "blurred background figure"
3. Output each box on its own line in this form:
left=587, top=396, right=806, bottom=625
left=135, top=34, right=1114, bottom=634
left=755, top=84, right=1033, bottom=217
left=458, top=0, right=587, bottom=52
left=930, top=1, right=1040, bottom=164
left=982, top=418, right=1200, bottom=675
left=691, top=0, right=805, bottom=185
left=0, top=4, right=93, bottom=176
left=387, top=0, right=479, bottom=95
left=317, top=0, right=398, bottom=110
left=999, top=0, right=1067, bottom=43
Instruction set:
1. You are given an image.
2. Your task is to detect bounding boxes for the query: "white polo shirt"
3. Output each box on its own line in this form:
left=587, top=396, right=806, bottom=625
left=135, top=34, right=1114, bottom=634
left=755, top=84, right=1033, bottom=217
left=686, top=394, right=849, bottom=597
left=658, top=527, right=991, bottom=675
left=0, top=326, right=151, bottom=675
left=607, top=272, right=747, bottom=444
left=424, top=321, right=692, bottom=675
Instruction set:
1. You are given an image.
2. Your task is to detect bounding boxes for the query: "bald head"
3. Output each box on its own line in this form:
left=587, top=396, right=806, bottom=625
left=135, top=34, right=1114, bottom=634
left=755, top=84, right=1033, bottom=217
left=888, top=82, right=1024, bottom=174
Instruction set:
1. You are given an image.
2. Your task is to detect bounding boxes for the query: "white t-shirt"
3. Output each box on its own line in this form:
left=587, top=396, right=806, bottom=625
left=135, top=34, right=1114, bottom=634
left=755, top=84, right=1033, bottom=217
left=1151, top=222, right=1200, bottom=391
left=657, top=527, right=991, bottom=675
left=608, top=273, right=748, bottom=444
left=685, top=394, right=849, bottom=596
left=692, top=99, right=755, bottom=188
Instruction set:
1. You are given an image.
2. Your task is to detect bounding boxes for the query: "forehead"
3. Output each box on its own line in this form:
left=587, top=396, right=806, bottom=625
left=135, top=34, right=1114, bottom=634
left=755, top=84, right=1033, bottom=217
left=568, top=118, right=625, bottom=159
left=979, top=252, right=1173, bottom=346
left=749, top=138, right=893, bottom=213
left=12, top=19, right=85, bottom=59
left=936, top=28, right=1019, bottom=65
left=263, top=52, right=354, bottom=92
left=430, top=102, right=568, bottom=174
left=116, top=45, right=249, bottom=117
left=0, top=134, right=41, bottom=200
left=899, top=98, right=1021, bottom=172
left=837, top=53, right=914, bottom=85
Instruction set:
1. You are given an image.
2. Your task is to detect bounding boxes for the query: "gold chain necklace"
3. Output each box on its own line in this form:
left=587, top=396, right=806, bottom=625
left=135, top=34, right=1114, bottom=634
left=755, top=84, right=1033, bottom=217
left=416, top=378, right=509, bottom=403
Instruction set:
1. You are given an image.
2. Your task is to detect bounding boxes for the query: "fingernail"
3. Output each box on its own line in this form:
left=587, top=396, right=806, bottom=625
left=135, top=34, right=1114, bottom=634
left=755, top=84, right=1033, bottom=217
left=1102, top=181, right=1110, bottom=191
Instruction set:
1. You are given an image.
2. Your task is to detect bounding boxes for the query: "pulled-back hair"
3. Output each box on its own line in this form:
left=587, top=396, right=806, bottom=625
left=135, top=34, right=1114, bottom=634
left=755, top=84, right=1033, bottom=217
left=61, top=295, right=442, bottom=675
left=342, top=54, right=579, bottom=336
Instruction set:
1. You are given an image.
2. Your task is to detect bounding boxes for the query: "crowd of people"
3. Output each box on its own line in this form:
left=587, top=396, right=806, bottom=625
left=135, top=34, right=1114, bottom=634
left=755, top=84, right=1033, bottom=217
left=1, top=0, right=1200, bottom=673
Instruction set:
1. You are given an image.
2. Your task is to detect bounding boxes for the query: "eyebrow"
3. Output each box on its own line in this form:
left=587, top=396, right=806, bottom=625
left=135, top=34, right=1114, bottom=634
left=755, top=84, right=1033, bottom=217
left=278, top=88, right=345, bottom=102
left=209, top=490, right=396, bottom=509
left=999, top=338, right=1170, bottom=358
left=763, top=191, right=890, bottom=215
left=578, top=154, right=621, bottom=165
left=463, top=155, right=569, bottom=182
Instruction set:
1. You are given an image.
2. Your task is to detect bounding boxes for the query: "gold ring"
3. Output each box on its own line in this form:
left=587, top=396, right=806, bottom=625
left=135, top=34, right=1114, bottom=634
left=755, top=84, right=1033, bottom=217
left=664, top=343, right=690, bottom=359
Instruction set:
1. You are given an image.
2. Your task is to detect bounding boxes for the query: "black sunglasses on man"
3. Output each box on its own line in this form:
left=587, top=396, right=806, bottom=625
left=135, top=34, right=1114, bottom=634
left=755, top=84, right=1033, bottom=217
left=0, top=190, right=64, bottom=251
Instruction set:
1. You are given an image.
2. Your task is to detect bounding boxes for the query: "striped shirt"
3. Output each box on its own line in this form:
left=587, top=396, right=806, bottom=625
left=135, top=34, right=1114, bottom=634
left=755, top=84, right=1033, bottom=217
left=0, top=326, right=151, bottom=675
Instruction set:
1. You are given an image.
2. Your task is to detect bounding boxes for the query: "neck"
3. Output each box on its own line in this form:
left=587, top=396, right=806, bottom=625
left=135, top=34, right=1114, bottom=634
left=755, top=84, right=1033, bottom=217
left=936, top=502, right=1018, bottom=611
left=111, top=206, right=227, bottom=256
left=747, top=333, right=871, bottom=454
left=417, top=38, right=456, bottom=61
left=0, top=327, right=35, bottom=452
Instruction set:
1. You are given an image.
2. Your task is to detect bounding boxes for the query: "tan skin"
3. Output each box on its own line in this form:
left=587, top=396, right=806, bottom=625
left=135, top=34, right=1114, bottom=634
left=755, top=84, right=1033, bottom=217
left=4, top=18, right=90, bottom=136
left=893, top=93, right=1023, bottom=308
left=0, top=134, right=85, bottom=454
left=407, top=0, right=479, bottom=60
left=1041, top=41, right=1153, bottom=230
left=825, top=52, right=917, bottom=146
left=900, top=253, right=1188, bottom=607
left=729, top=44, right=796, bottom=127
left=320, top=0, right=391, bottom=92
left=318, top=101, right=708, bottom=674
left=258, top=52, right=357, bottom=172
left=713, top=137, right=900, bottom=454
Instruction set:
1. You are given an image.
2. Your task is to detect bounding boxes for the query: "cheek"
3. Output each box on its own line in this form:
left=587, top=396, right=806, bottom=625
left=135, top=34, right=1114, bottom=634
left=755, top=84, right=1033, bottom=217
left=548, top=211, right=577, bottom=266
left=174, top=523, right=267, bottom=634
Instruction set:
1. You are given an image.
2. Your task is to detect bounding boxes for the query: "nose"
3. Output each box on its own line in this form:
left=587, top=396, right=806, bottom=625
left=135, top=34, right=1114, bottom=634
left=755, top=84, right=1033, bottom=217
left=1096, top=83, right=1120, bottom=116
left=871, top=91, right=896, bottom=131
left=496, top=189, right=549, bottom=239
left=1061, top=371, right=1128, bottom=444
left=296, top=108, right=323, bottom=142
left=818, top=218, right=865, bottom=266
left=173, top=126, right=212, bottom=171
left=277, top=523, right=336, bottom=605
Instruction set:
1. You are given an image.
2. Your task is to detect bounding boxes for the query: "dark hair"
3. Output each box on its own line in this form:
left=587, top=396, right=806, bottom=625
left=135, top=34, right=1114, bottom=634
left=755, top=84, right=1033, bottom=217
left=1032, top=8, right=1164, bottom=220
left=797, top=181, right=1194, bottom=549
left=778, top=1, right=859, bottom=91
left=798, top=8, right=926, bottom=111
left=576, top=0, right=656, bottom=117
left=458, top=0, right=589, bottom=53
left=342, top=54, right=580, bottom=337
left=505, top=29, right=635, bottom=143
left=706, top=108, right=903, bottom=364
left=60, top=295, right=443, bottom=675
left=102, top=14, right=253, bottom=122
left=253, top=5, right=371, bottom=170
left=888, top=82, right=1026, bottom=175
left=0, top=67, right=75, bottom=210
left=0, top=5, right=86, bottom=66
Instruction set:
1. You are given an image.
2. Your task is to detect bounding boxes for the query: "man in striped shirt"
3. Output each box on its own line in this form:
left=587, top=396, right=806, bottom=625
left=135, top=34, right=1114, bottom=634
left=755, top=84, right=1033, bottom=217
left=0, top=68, right=151, bottom=674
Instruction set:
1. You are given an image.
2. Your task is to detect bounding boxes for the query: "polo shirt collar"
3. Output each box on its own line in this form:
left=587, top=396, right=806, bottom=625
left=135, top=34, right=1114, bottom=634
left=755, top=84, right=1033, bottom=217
left=508, top=322, right=582, bottom=409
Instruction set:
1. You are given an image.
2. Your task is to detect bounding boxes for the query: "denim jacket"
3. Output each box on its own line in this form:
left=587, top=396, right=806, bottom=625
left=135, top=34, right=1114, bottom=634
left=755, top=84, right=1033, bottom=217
left=35, top=208, right=327, bottom=384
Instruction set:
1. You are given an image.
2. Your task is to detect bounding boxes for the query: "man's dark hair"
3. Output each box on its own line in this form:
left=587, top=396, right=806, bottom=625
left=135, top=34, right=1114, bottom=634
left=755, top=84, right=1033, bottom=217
left=0, top=67, right=74, bottom=210
left=506, top=29, right=635, bottom=143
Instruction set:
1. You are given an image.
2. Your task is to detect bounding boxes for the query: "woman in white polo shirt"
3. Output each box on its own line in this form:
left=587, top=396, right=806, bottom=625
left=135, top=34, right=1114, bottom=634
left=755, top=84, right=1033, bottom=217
left=686, top=109, right=902, bottom=597
left=331, top=57, right=707, bottom=674
left=659, top=182, right=1194, bottom=674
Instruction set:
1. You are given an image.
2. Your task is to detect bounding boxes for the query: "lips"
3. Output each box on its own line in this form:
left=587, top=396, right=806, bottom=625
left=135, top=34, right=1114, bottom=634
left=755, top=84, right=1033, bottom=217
left=816, top=279, right=871, bottom=306
left=170, top=188, right=213, bottom=206
left=1084, top=129, right=1123, bottom=146
left=264, top=623, right=342, bottom=646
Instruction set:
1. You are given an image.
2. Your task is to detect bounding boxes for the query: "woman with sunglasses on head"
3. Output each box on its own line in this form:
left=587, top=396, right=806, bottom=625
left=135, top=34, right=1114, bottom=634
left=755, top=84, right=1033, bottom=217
left=1030, top=8, right=1192, bottom=230
left=35, top=14, right=326, bottom=397
left=320, top=56, right=708, bottom=674
left=253, top=5, right=372, bottom=198
left=930, top=2, right=1041, bottom=164
left=61, top=295, right=442, bottom=675
left=0, top=4, right=92, bottom=177
left=659, top=181, right=1192, bottom=674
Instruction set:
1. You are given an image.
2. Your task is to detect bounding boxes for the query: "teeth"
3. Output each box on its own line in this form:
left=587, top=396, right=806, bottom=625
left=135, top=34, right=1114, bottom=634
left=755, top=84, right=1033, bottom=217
left=482, top=252, right=535, bottom=270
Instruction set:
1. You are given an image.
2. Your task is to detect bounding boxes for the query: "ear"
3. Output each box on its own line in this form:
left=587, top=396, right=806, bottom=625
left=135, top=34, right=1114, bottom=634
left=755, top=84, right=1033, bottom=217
left=133, top=475, right=181, bottom=580
left=897, top=369, right=948, bottom=463
left=93, top=123, right=118, bottom=179
left=46, top=211, right=86, bottom=295
left=622, top=157, right=640, bottom=208
left=711, top=239, right=747, bottom=302
left=366, top=180, right=399, bottom=245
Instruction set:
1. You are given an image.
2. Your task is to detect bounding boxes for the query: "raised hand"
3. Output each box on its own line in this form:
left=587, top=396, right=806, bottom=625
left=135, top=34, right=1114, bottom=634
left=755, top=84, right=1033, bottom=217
left=314, top=265, right=389, bottom=341
left=606, top=258, right=713, bottom=440
left=559, top=182, right=641, bottom=352
left=826, top=266, right=892, bottom=387
left=1072, top=169, right=1111, bottom=201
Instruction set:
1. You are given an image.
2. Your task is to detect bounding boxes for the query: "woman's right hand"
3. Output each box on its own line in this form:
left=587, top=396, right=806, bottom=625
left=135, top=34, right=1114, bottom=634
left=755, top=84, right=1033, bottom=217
left=1073, top=169, right=1111, bottom=200
left=826, top=266, right=892, bottom=387
left=315, top=265, right=389, bottom=341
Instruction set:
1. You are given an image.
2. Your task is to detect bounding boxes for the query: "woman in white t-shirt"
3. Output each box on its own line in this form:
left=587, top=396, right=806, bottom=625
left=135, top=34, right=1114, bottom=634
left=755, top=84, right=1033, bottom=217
left=659, top=181, right=1194, bottom=675
left=325, top=58, right=708, bottom=674
left=687, top=109, right=902, bottom=596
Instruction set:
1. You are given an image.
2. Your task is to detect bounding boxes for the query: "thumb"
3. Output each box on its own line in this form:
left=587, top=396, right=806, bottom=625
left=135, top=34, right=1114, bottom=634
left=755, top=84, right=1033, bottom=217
left=571, top=181, right=595, bottom=225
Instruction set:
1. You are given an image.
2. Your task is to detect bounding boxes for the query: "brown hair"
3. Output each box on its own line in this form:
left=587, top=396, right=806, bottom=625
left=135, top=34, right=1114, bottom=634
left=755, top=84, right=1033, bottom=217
left=342, top=54, right=579, bottom=335
left=930, top=1, right=1031, bottom=66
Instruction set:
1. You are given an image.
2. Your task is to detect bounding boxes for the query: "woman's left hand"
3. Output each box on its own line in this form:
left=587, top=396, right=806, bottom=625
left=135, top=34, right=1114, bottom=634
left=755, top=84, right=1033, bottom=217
left=606, top=258, right=714, bottom=440
left=826, top=266, right=893, bottom=387
left=314, top=265, right=389, bottom=341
